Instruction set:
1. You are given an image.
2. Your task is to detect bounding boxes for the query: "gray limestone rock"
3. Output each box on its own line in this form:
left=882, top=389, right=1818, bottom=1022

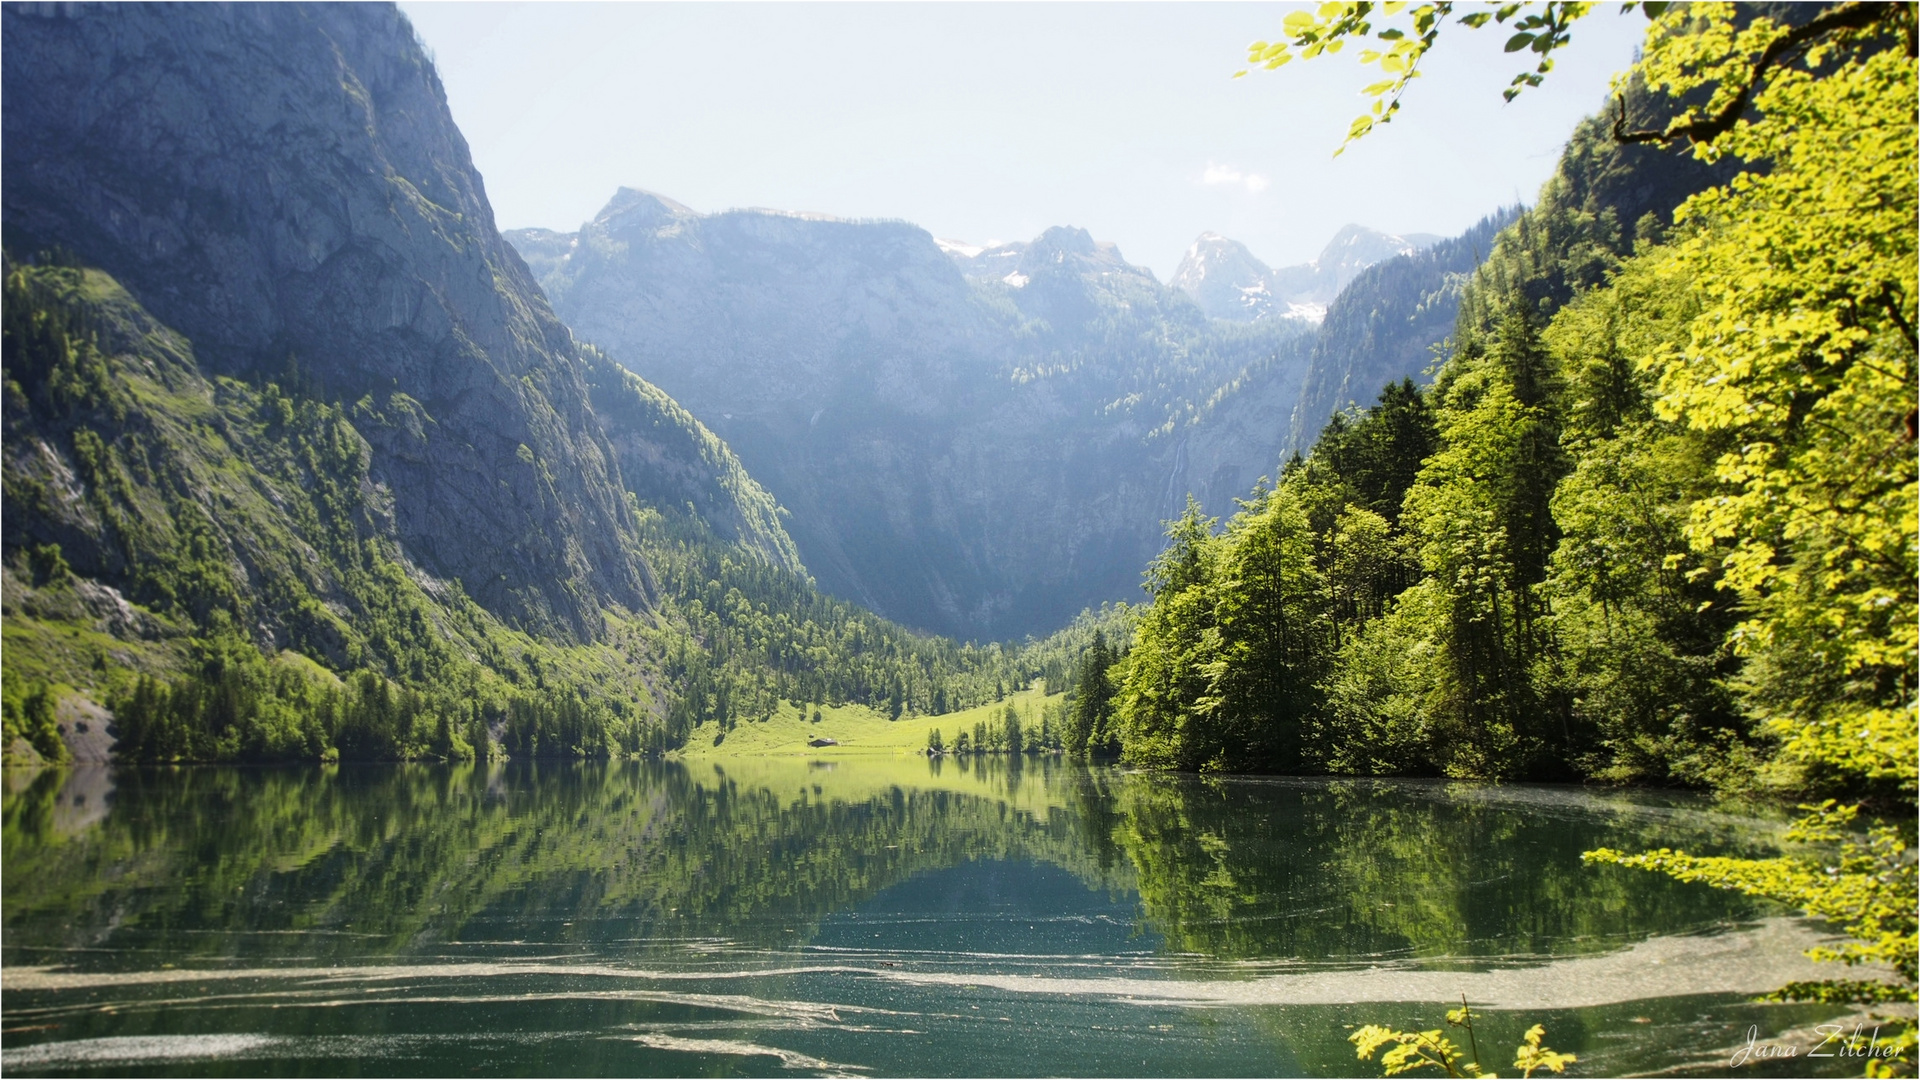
left=3, top=3, right=802, bottom=640
left=2, top=3, right=652, bottom=637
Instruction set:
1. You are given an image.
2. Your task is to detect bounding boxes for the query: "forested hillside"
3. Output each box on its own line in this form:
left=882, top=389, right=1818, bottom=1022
left=1089, top=4, right=1914, bottom=804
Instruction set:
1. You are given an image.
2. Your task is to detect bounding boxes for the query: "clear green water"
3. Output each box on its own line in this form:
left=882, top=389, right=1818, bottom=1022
left=0, top=759, right=1864, bottom=1076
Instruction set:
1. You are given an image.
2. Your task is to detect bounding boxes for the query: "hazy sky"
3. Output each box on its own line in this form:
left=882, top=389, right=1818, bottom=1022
left=401, top=2, right=1650, bottom=279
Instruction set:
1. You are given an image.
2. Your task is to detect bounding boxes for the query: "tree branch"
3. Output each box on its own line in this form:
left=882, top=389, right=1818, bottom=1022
left=1877, top=283, right=1918, bottom=351
left=1610, top=1, right=1900, bottom=146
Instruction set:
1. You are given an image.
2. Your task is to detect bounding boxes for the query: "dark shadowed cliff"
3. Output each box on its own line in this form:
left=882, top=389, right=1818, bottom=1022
left=2, top=2, right=799, bottom=641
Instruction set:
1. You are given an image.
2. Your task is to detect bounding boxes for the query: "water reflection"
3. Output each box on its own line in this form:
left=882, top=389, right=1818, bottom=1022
left=0, top=759, right=1853, bottom=1077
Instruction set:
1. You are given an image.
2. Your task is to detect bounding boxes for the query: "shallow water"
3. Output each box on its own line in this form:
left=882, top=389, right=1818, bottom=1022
left=0, top=758, right=1868, bottom=1076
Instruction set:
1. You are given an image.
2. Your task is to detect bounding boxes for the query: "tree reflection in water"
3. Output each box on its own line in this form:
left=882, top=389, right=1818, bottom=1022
left=3, top=759, right=1777, bottom=965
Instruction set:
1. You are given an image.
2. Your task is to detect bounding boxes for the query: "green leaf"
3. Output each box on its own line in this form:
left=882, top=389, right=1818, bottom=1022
left=1504, top=31, right=1536, bottom=52
left=1642, top=1, right=1670, bottom=16
left=1459, top=11, right=1491, bottom=27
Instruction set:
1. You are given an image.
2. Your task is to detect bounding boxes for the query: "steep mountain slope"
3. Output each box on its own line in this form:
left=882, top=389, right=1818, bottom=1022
left=513, top=194, right=1311, bottom=639
left=1171, top=225, right=1441, bottom=323
left=4, top=260, right=504, bottom=683
left=1, top=4, right=803, bottom=640
left=4, top=4, right=641, bottom=637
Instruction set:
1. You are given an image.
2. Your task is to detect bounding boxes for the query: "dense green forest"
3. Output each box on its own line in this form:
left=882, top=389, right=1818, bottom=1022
left=1094, top=4, right=1914, bottom=805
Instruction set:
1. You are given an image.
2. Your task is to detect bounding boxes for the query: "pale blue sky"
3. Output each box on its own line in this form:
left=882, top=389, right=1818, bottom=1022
left=401, top=2, right=1650, bottom=279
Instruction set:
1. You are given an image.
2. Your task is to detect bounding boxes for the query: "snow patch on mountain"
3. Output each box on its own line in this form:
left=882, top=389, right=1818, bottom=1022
left=936, top=238, right=985, bottom=258
left=1172, top=225, right=1441, bottom=324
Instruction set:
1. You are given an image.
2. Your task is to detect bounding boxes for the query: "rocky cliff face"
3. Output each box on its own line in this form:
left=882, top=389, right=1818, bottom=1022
left=515, top=194, right=1310, bottom=639
left=2, top=4, right=799, bottom=642
left=1172, top=225, right=1441, bottom=325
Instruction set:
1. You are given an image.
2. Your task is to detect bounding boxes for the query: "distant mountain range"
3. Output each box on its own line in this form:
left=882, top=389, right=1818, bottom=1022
left=1170, top=226, right=1442, bottom=324
left=510, top=200, right=1468, bottom=638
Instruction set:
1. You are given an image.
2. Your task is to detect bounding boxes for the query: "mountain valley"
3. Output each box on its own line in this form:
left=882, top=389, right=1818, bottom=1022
left=511, top=195, right=1478, bottom=637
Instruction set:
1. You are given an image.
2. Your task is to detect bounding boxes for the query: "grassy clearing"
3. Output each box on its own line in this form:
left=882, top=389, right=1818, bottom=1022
left=674, top=753, right=1080, bottom=819
left=0, top=611, right=186, bottom=698
left=680, top=686, right=1064, bottom=759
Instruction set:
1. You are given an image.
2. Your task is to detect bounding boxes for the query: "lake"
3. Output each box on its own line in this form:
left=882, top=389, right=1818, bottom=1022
left=0, top=758, right=1866, bottom=1076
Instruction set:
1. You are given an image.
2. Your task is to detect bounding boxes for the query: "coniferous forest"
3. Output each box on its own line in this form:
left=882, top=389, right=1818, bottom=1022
left=1093, top=3, right=1914, bottom=804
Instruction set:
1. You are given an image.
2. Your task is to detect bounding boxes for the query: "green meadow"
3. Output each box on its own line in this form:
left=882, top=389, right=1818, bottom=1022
left=681, top=684, right=1064, bottom=759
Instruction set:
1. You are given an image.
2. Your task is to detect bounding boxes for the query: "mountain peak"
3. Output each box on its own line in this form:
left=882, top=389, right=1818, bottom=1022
left=1031, top=225, right=1098, bottom=257
left=1171, top=234, right=1267, bottom=294
left=1173, top=224, right=1440, bottom=324
left=1312, top=224, right=1441, bottom=293
left=598, top=187, right=699, bottom=234
left=937, top=224, right=1153, bottom=287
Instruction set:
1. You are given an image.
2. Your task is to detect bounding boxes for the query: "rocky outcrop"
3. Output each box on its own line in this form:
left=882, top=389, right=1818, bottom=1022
left=1, top=3, right=682, bottom=638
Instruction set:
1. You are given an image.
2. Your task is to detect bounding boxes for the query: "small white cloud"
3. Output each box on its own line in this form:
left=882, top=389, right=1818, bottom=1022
left=1200, top=162, right=1269, bottom=194
left=1201, top=162, right=1244, bottom=186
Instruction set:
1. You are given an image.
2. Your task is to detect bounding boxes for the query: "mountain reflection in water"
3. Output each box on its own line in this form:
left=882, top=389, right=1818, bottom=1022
left=1, top=759, right=1859, bottom=1077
